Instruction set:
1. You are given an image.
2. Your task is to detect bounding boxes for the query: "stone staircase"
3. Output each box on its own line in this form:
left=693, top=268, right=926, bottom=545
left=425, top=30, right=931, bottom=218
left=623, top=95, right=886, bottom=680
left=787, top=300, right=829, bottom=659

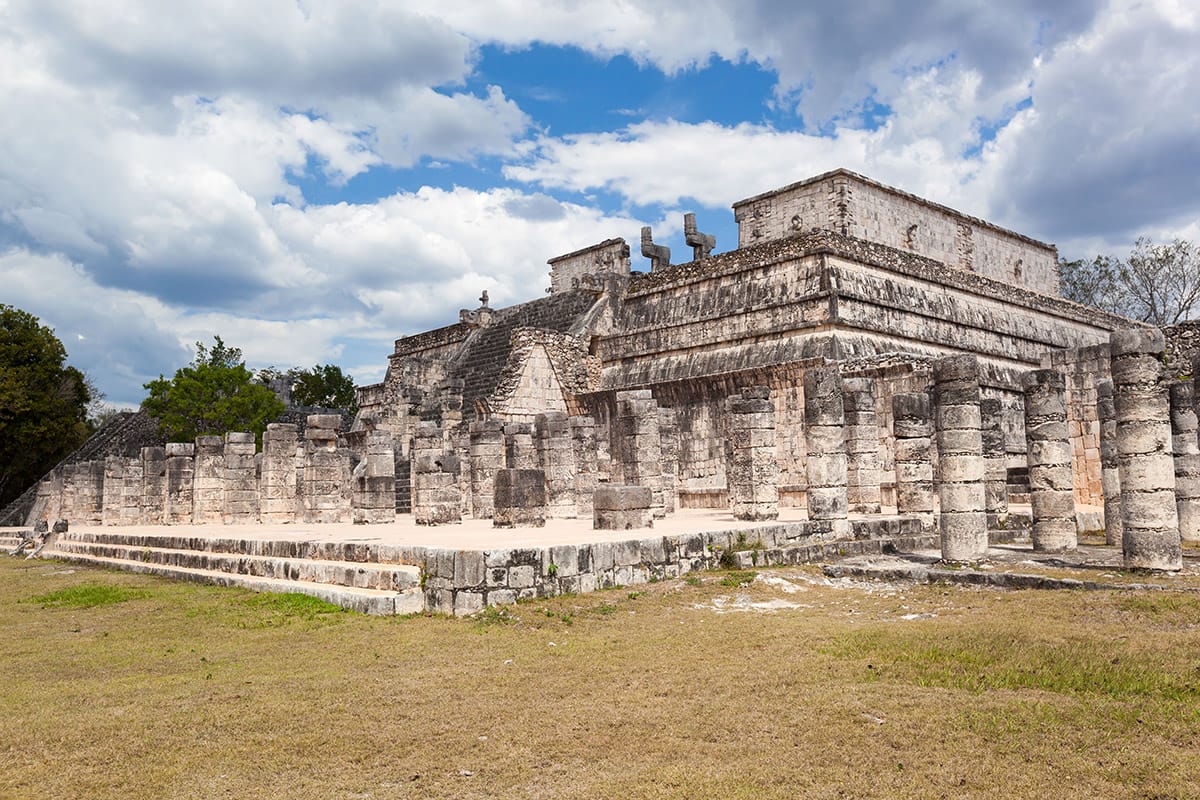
left=42, top=531, right=425, bottom=615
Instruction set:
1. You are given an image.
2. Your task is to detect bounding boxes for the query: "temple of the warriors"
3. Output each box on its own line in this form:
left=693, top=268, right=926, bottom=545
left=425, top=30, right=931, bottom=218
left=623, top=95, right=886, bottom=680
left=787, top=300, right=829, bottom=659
left=13, top=168, right=1198, bottom=613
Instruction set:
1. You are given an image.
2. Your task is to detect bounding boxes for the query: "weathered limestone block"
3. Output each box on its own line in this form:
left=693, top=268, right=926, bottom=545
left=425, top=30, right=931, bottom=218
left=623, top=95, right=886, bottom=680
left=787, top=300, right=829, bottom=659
left=570, top=416, right=599, bottom=518
left=469, top=419, right=505, bottom=519
left=934, top=354, right=987, bottom=561
left=165, top=443, right=195, bottom=524
left=77, top=460, right=105, bottom=525
left=1023, top=369, right=1076, bottom=552
left=593, top=485, right=654, bottom=530
left=192, top=436, right=225, bottom=524
left=1111, top=329, right=1181, bottom=570
left=353, top=430, right=396, bottom=524
left=101, top=456, right=124, bottom=526
left=304, top=415, right=352, bottom=523
left=1169, top=380, right=1200, bottom=545
left=893, top=392, right=935, bottom=514
left=412, top=421, right=462, bottom=525
left=59, top=463, right=78, bottom=522
left=261, top=423, right=298, bottom=523
left=493, top=468, right=546, bottom=528
left=980, top=398, right=1009, bottom=521
left=141, top=446, right=167, bottom=525
left=536, top=411, right=576, bottom=518
left=222, top=432, right=258, bottom=524
left=1096, top=379, right=1122, bottom=546
left=803, top=367, right=848, bottom=527
left=119, top=456, right=143, bottom=526
left=843, top=378, right=881, bottom=514
left=504, top=423, right=537, bottom=469
left=616, top=389, right=666, bottom=518
left=727, top=386, right=779, bottom=521
left=658, top=407, right=680, bottom=514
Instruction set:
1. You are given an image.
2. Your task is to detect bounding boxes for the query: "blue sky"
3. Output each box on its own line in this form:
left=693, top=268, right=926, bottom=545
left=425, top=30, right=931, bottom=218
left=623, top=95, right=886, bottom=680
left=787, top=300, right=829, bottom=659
left=2, top=1, right=1198, bottom=408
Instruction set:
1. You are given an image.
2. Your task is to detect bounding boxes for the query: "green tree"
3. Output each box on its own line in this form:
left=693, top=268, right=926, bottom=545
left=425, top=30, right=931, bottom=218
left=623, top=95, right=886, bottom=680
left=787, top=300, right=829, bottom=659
left=1059, top=238, right=1200, bottom=325
left=288, top=363, right=358, bottom=414
left=142, top=336, right=285, bottom=445
left=0, top=305, right=92, bottom=507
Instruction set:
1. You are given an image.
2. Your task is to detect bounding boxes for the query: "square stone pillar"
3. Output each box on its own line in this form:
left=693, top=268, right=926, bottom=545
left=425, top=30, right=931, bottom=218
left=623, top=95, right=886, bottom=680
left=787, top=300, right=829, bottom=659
left=980, top=398, right=1009, bottom=523
left=102, top=456, right=124, bottom=526
left=1168, top=380, right=1200, bottom=545
left=726, top=386, right=779, bottom=521
left=504, top=423, right=537, bottom=469
left=1096, top=379, right=1122, bottom=547
left=1111, top=329, right=1181, bottom=570
left=141, top=446, right=167, bottom=525
left=165, top=443, right=195, bottom=524
left=119, top=456, right=143, bottom=526
left=594, top=485, right=653, bottom=530
left=933, top=354, right=987, bottom=561
left=570, top=416, right=599, bottom=519
left=222, top=432, right=258, bottom=524
left=892, top=392, right=935, bottom=515
left=1023, top=369, right=1076, bottom=552
left=469, top=419, right=505, bottom=519
left=304, top=414, right=351, bottom=523
left=353, top=430, right=396, bottom=524
left=60, top=464, right=78, bottom=522
left=536, top=411, right=576, bottom=518
left=78, top=460, right=105, bottom=525
left=843, top=378, right=882, bottom=514
left=493, top=468, right=546, bottom=528
left=260, top=423, right=298, bottom=523
left=411, top=421, right=462, bottom=525
left=616, top=389, right=666, bottom=518
left=192, top=436, right=225, bottom=524
left=44, top=467, right=63, bottom=524
left=803, top=367, right=848, bottom=529
left=658, top=407, right=680, bottom=514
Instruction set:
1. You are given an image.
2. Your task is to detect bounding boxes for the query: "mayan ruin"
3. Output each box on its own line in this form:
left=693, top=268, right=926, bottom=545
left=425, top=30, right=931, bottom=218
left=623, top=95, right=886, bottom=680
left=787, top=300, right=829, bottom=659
left=7, top=168, right=1198, bottom=616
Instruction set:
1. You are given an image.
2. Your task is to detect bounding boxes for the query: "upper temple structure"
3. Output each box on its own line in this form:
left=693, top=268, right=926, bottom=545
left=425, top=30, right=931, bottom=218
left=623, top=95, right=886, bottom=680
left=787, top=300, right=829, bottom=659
left=352, top=168, right=1128, bottom=513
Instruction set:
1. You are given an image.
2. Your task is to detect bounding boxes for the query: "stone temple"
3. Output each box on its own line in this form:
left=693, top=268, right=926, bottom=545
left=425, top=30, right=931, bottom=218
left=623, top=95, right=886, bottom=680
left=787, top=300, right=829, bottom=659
left=13, top=168, right=1197, bottom=613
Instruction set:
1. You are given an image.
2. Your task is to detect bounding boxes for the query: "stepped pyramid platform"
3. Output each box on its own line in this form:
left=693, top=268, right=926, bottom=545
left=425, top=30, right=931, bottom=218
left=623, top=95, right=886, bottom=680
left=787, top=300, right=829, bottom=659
left=4, top=509, right=942, bottom=615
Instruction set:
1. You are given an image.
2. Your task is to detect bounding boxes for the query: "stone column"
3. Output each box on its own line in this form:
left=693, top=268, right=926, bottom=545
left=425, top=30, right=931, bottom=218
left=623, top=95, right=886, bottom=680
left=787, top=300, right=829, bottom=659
left=119, top=456, right=143, bottom=526
left=980, top=398, right=1009, bottom=523
left=726, top=386, right=779, bottom=521
left=411, top=421, right=462, bottom=525
left=1096, top=379, right=1122, bottom=547
left=1110, top=329, right=1181, bottom=570
left=469, top=419, right=505, bottom=519
left=101, top=456, right=124, bottom=526
left=192, top=436, right=225, bottom=524
left=304, top=414, right=351, bottom=523
left=353, top=431, right=396, bottom=524
left=658, top=407, right=680, bottom=514
left=616, top=389, right=666, bottom=518
left=165, top=443, right=195, bottom=524
left=60, top=464, right=78, bottom=522
left=504, top=423, right=537, bottom=469
left=1169, top=380, right=1200, bottom=545
left=933, top=354, right=987, bottom=561
left=803, top=367, right=848, bottom=530
left=843, top=378, right=882, bottom=514
left=893, top=392, right=935, bottom=515
left=536, top=411, right=576, bottom=518
left=261, top=423, right=298, bottom=523
left=493, top=468, right=546, bottom=527
left=594, top=485, right=653, bottom=530
left=141, top=446, right=167, bottom=525
left=79, top=460, right=105, bottom=525
left=1023, top=369, right=1076, bottom=552
left=570, top=416, right=599, bottom=519
left=222, top=432, right=258, bottom=524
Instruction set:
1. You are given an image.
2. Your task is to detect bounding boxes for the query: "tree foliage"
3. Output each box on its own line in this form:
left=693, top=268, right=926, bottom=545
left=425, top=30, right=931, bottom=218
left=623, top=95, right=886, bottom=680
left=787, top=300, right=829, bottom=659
left=257, top=363, right=358, bottom=415
left=0, top=305, right=92, bottom=507
left=142, top=336, right=285, bottom=445
left=1059, top=237, right=1200, bottom=325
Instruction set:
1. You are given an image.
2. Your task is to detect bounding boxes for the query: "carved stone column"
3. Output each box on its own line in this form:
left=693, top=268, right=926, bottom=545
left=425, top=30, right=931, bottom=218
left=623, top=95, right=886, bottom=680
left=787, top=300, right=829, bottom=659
left=1023, top=369, right=1076, bottom=552
left=933, top=355, right=987, bottom=561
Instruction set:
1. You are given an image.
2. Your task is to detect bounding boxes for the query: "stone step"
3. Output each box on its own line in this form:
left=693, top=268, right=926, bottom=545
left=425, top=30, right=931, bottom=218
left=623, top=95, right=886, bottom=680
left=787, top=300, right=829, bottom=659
left=49, top=539, right=420, bottom=592
left=56, top=530, right=423, bottom=565
left=41, top=548, right=424, bottom=615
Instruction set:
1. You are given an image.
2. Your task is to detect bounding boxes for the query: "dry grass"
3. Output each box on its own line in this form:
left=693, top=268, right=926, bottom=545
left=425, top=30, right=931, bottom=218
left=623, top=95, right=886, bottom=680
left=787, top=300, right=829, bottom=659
left=2, top=558, right=1199, bottom=799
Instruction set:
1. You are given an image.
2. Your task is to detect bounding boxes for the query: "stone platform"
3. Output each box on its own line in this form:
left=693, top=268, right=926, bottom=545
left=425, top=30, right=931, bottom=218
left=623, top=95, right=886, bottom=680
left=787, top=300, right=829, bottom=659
left=3, top=509, right=940, bottom=615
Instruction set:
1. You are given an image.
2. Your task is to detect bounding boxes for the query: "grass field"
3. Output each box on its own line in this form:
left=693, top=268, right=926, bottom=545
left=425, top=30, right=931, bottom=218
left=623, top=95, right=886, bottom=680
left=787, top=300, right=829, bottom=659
left=2, top=556, right=1199, bottom=799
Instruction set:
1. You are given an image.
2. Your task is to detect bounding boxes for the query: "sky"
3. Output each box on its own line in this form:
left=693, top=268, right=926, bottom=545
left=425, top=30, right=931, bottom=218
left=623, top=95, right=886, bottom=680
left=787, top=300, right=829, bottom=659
left=2, top=0, right=1199, bottom=409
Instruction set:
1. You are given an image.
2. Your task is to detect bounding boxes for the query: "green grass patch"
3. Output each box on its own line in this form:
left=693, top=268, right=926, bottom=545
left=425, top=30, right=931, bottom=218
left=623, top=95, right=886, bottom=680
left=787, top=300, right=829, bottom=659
left=28, top=583, right=149, bottom=609
left=720, top=570, right=758, bottom=587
